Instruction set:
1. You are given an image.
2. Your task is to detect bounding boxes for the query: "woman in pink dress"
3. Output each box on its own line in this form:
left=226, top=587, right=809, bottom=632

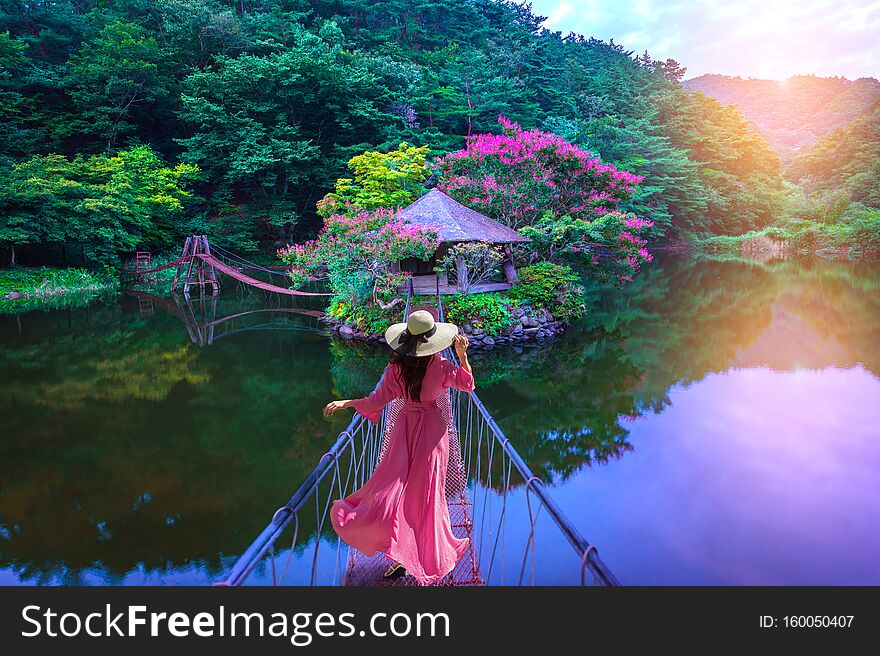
left=323, top=310, right=475, bottom=585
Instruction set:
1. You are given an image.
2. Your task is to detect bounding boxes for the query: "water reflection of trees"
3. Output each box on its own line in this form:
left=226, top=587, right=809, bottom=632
left=0, top=299, right=349, bottom=584
left=461, top=256, right=880, bottom=484
left=1, top=257, right=878, bottom=583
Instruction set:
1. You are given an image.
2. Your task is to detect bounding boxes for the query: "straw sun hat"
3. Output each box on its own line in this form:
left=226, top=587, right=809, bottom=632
left=385, top=310, right=459, bottom=357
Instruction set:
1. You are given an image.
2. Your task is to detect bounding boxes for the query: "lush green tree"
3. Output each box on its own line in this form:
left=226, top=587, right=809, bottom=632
left=679, top=91, right=785, bottom=234
left=175, top=23, right=410, bottom=245
left=0, top=146, right=198, bottom=267
left=786, top=101, right=880, bottom=210
left=317, top=142, right=429, bottom=218
left=66, top=20, right=170, bottom=155
left=545, top=111, right=709, bottom=238
left=521, top=211, right=654, bottom=284
left=145, top=0, right=252, bottom=73
left=0, top=31, right=46, bottom=161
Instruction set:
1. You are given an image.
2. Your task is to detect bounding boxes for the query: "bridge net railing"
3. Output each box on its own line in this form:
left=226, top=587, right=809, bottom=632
left=222, top=277, right=618, bottom=586
left=222, top=382, right=619, bottom=587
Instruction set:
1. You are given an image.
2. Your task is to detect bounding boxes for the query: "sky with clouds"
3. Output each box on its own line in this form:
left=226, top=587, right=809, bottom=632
left=530, top=0, right=880, bottom=80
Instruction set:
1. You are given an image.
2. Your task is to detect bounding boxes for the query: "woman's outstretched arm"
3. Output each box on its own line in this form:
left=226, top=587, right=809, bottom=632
left=323, top=398, right=354, bottom=416
left=324, top=365, right=399, bottom=422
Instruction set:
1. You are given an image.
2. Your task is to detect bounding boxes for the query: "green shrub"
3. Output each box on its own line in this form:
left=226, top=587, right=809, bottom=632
left=788, top=224, right=819, bottom=252
left=695, top=209, right=880, bottom=259
left=848, top=210, right=880, bottom=252
left=443, top=292, right=512, bottom=336
left=0, top=267, right=117, bottom=312
left=327, top=296, right=399, bottom=334
left=508, top=262, right=587, bottom=321
left=0, top=267, right=116, bottom=297
left=699, top=232, right=759, bottom=253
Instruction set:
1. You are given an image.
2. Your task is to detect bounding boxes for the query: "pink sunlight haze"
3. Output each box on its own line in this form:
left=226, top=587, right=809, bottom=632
left=533, top=0, right=880, bottom=80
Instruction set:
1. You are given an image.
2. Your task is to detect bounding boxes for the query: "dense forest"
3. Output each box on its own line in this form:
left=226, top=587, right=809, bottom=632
left=688, top=74, right=880, bottom=257
left=786, top=101, right=880, bottom=210
left=685, top=74, right=880, bottom=161
left=0, top=0, right=793, bottom=270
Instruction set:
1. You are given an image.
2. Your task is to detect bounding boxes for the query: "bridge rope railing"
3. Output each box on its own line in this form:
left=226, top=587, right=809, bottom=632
left=221, top=288, right=620, bottom=587
left=435, top=290, right=619, bottom=586
left=129, top=236, right=329, bottom=298
left=166, top=294, right=326, bottom=347
left=208, top=242, right=292, bottom=279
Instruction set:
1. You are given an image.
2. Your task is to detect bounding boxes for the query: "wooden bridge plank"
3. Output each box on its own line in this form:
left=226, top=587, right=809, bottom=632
left=342, top=494, right=483, bottom=587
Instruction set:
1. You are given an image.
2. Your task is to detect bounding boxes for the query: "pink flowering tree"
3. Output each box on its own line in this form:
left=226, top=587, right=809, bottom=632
left=278, top=209, right=438, bottom=305
left=437, top=117, right=653, bottom=283
left=521, top=212, right=654, bottom=283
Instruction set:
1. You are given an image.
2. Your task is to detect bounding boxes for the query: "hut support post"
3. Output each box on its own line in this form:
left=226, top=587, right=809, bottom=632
left=502, top=245, right=518, bottom=284
left=455, top=255, right=469, bottom=293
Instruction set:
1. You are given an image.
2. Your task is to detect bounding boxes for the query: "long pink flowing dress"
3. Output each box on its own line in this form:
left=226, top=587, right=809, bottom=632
left=331, top=354, right=475, bottom=585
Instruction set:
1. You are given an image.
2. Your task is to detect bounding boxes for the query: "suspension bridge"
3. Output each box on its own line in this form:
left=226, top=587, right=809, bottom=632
left=221, top=281, right=620, bottom=587
left=131, top=235, right=331, bottom=298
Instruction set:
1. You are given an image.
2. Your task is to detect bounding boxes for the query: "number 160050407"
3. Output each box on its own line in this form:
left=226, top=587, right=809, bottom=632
left=781, top=616, right=854, bottom=628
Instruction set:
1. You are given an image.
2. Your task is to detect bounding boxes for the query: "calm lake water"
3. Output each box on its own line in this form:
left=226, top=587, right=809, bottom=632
left=1, top=254, right=878, bottom=585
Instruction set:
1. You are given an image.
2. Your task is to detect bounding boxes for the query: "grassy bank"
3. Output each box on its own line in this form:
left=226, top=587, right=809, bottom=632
left=691, top=208, right=880, bottom=260
left=0, top=267, right=118, bottom=312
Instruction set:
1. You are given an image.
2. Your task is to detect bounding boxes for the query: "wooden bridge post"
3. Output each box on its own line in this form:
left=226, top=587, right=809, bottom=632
left=197, top=241, right=205, bottom=294
left=192, top=235, right=205, bottom=298
left=201, top=235, right=220, bottom=297
left=171, top=236, right=193, bottom=293
left=181, top=237, right=199, bottom=298
left=181, top=235, right=220, bottom=299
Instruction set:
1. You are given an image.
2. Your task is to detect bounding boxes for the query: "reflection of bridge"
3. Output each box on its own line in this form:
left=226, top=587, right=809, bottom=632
left=124, top=290, right=326, bottom=347
left=132, top=235, right=331, bottom=298
left=223, top=282, right=620, bottom=587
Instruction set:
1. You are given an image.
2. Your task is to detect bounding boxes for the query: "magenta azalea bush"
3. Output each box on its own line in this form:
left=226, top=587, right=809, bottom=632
left=522, top=211, right=654, bottom=283
left=278, top=209, right=438, bottom=305
left=437, top=117, right=653, bottom=283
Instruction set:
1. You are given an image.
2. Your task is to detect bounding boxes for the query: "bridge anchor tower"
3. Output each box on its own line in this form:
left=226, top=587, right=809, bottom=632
left=172, top=235, right=220, bottom=298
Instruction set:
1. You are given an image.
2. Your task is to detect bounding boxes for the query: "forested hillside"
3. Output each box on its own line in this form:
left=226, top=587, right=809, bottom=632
left=786, top=101, right=880, bottom=210
left=684, top=74, right=880, bottom=161
left=1, top=0, right=787, bottom=267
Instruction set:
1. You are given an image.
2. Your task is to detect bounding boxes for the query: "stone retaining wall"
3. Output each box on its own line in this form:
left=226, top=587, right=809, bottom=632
left=326, top=304, right=568, bottom=349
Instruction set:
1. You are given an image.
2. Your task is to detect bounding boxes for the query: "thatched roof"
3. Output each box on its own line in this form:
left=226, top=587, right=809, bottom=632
left=397, top=189, right=530, bottom=244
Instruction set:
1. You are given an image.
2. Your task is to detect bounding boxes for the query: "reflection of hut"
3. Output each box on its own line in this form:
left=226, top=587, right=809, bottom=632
left=393, top=189, right=530, bottom=294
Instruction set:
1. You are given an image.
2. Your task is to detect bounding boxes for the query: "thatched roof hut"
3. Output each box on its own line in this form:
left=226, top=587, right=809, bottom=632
left=394, top=189, right=529, bottom=294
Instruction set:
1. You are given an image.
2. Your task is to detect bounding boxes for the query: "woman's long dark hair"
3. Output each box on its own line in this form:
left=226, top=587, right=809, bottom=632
left=389, top=351, right=435, bottom=401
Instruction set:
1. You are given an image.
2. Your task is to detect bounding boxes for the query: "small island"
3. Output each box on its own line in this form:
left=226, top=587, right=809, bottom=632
left=323, top=189, right=570, bottom=347
left=278, top=125, right=652, bottom=348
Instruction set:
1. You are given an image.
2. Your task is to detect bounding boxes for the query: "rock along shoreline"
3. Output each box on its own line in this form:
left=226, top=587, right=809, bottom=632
left=325, top=305, right=569, bottom=350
